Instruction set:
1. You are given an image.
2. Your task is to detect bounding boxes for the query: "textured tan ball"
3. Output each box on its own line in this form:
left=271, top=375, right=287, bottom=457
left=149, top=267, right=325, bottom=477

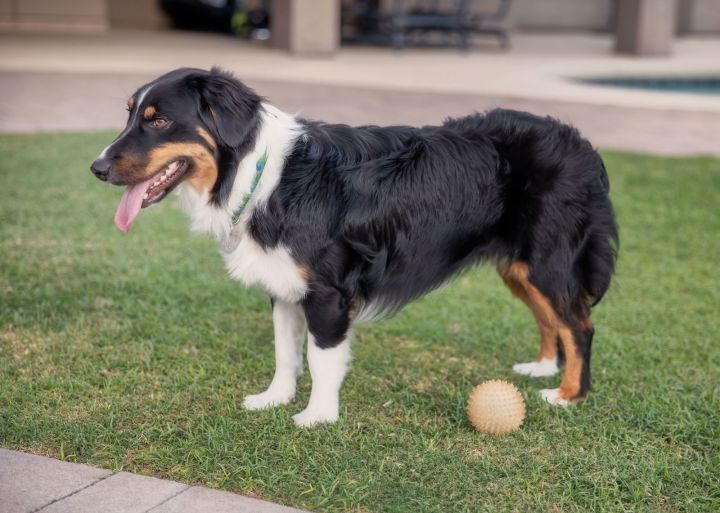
left=467, top=380, right=526, bottom=434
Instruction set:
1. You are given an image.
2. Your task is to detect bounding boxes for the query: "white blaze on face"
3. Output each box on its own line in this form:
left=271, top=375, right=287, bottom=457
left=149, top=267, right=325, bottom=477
left=100, top=84, right=163, bottom=233
left=99, top=84, right=154, bottom=160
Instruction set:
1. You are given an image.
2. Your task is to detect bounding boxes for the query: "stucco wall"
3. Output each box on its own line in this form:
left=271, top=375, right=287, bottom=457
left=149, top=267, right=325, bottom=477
left=0, top=0, right=168, bottom=31
left=107, top=0, right=168, bottom=30
left=1, top=0, right=718, bottom=34
left=680, top=0, right=720, bottom=33
left=509, top=0, right=614, bottom=31
left=383, top=0, right=719, bottom=33
left=0, top=0, right=107, bottom=31
left=444, top=0, right=720, bottom=34
left=509, top=0, right=719, bottom=33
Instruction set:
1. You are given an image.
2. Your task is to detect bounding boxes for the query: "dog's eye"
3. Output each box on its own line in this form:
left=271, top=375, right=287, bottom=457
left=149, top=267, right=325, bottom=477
left=150, top=118, right=170, bottom=129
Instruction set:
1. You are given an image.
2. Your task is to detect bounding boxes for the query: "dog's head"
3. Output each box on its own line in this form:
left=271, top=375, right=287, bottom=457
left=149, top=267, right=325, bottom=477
left=91, top=67, right=261, bottom=232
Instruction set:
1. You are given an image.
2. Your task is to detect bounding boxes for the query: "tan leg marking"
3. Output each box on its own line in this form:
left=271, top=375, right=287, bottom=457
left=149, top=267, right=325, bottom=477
left=556, top=326, right=582, bottom=400
left=500, top=261, right=584, bottom=401
left=499, top=262, right=558, bottom=361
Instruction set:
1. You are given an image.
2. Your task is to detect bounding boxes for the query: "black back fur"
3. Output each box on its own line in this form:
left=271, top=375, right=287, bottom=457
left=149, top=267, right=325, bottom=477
left=247, top=108, right=618, bottom=342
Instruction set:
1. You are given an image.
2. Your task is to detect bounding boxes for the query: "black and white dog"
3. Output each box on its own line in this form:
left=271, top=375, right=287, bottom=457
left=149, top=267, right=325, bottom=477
left=91, top=68, right=617, bottom=426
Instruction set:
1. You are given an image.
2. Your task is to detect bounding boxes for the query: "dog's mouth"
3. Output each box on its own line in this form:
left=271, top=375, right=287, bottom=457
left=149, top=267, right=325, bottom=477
left=142, top=159, right=189, bottom=208
left=114, top=159, right=189, bottom=233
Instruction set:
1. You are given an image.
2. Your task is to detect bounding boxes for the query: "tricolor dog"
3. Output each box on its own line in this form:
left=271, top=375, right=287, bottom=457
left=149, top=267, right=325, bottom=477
left=91, top=68, right=617, bottom=427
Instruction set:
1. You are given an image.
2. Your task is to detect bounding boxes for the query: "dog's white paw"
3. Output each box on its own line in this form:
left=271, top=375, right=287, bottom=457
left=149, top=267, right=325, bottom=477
left=292, top=408, right=338, bottom=427
left=539, top=388, right=570, bottom=406
left=513, top=358, right=559, bottom=377
left=243, top=389, right=294, bottom=411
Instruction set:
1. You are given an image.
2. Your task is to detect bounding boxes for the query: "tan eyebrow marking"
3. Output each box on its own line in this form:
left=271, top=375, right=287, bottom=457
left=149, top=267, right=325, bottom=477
left=127, top=97, right=134, bottom=110
left=143, top=105, right=157, bottom=119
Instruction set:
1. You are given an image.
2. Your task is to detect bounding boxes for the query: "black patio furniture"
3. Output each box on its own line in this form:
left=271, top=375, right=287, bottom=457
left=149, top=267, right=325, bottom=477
left=342, top=0, right=511, bottom=50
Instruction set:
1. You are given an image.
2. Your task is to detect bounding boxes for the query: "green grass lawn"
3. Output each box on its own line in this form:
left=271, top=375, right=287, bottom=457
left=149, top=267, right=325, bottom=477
left=1, top=132, right=719, bottom=512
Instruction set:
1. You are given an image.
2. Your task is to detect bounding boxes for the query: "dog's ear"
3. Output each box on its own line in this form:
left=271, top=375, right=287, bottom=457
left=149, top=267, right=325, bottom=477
left=190, top=68, right=262, bottom=148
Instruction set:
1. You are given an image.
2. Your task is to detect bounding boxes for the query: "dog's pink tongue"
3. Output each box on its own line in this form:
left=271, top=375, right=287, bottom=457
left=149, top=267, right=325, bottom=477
left=114, top=177, right=154, bottom=232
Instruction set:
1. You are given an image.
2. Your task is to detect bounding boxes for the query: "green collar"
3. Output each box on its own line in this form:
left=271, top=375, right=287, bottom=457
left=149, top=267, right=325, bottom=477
left=232, top=149, right=268, bottom=224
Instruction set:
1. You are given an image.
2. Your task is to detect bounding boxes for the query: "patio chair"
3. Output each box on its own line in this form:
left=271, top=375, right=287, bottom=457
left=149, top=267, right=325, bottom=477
left=383, top=0, right=511, bottom=50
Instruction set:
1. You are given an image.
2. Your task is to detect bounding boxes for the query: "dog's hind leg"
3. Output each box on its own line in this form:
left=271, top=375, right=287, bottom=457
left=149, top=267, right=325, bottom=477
left=243, top=300, right=307, bottom=410
left=500, top=262, right=594, bottom=404
left=540, top=317, right=593, bottom=405
left=499, top=262, right=560, bottom=378
left=500, top=261, right=594, bottom=404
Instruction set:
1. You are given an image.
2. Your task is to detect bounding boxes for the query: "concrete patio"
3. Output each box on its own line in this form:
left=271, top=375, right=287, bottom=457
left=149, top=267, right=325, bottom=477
left=0, top=449, right=307, bottom=513
left=0, top=29, right=719, bottom=156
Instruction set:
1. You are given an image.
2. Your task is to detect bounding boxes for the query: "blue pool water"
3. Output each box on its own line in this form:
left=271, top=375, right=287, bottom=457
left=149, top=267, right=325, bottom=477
left=581, top=76, right=720, bottom=96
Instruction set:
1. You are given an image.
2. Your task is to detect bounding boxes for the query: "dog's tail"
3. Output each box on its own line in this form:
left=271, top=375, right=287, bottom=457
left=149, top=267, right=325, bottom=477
left=577, top=164, right=618, bottom=307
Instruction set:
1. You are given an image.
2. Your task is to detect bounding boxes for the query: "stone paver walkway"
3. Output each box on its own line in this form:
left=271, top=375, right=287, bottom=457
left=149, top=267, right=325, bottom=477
left=1, top=30, right=719, bottom=156
left=0, top=449, right=307, bottom=513
left=1, top=70, right=719, bottom=157
left=2, top=30, right=719, bottom=112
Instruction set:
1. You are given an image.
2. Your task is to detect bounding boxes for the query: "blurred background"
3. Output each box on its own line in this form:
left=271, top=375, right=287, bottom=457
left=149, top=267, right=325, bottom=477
left=0, top=0, right=718, bottom=155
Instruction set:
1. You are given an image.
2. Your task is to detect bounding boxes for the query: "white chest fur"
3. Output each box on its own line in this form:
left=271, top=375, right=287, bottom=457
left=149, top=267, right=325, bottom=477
left=176, top=103, right=308, bottom=304
left=220, top=230, right=307, bottom=303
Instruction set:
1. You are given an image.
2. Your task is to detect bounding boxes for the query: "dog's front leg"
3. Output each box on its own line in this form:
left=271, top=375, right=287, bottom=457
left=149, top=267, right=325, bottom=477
left=292, top=285, right=352, bottom=427
left=292, top=333, right=351, bottom=427
left=243, top=299, right=306, bottom=410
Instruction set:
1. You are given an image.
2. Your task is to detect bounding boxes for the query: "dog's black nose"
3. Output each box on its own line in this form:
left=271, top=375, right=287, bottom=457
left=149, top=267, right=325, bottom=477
left=91, top=157, right=112, bottom=181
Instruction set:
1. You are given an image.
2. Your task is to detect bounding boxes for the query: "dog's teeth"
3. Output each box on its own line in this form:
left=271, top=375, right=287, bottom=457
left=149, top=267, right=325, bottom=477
left=143, top=193, right=148, bottom=199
